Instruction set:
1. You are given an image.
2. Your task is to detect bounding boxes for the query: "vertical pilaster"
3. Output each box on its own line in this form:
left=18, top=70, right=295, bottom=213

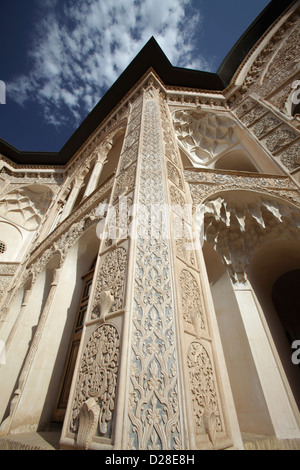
left=122, top=83, right=186, bottom=450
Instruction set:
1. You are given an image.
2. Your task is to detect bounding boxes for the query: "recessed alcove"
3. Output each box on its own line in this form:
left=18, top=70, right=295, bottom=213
left=214, top=150, right=259, bottom=173
left=247, top=240, right=300, bottom=412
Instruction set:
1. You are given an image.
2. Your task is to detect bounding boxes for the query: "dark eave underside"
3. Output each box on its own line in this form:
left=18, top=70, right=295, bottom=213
left=0, top=0, right=294, bottom=167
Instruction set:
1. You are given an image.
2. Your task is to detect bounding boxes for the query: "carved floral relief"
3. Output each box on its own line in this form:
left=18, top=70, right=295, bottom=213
left=70, top=323, right=120, bottom=443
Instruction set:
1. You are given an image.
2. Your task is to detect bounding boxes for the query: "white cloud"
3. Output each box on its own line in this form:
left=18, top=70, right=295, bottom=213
left=8, top=0, right=210, bottom=127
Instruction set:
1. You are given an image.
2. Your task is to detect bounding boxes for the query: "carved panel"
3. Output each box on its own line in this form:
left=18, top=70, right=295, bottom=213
left=187, top=341, right=222, bottom=446
left=167, top=161, right=183, bottom=190
left=91, top=247, right=127, bottom=320
left=252, top=114, right=280, bottom=139
left=263, top=24, right=300, bottom=84
left=279, top=143, right=300, bottom=171
left=179, top=269, right=205, bottom=331
left=113, top=163, right=136, bottom=201
left=240, top=104, right=267, bottom=127
left=70, top=323, right=120, bottom=441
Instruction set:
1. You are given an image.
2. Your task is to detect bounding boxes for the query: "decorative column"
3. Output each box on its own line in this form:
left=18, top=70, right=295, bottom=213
left=60, top=171, right=88, bottom=221
left=82, top=139, right=112, bottom=199
left=0, top=266, right=62, bottom=435
left=2, top=284, right=33, bottom=355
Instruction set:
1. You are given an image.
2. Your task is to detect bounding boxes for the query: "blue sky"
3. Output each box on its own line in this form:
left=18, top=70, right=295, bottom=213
left=0, top=0, right=270, bottom=152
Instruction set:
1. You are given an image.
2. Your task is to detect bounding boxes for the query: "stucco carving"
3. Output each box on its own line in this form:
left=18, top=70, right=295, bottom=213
left=173, top=111, right=238, bottom=165
left=91, top=246, right=127, bottom=320
left=179, top=269, right=205, bottom=332
left=187, top=341, right=222, bottom=445
left=166, top=161, right=183, bottom=190
left=186, top=170, right=300, bottom=208
left=127, top=94, right=182, bottom=450
left=0, top=186, right=53, bottom=231
left=229, top=9, right=300, bottom=114
left=203, top=192, right=300, bottom=282
left=279, top=143, right=300, bottom=171
left=112, top=163, right=136, bottom=202
left=71, top=323, right=120, bottom=441
left=252, top=115, right=280, bottom=139
left=264, top=126, right=298, bottom=153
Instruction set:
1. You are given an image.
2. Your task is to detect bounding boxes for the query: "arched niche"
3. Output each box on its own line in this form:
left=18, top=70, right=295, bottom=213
left=72, top=129, right=126, bottom=211
left=214, top=150, right=259, bottom=173
left=247, top=239, right=300, bottom=411
left=72, top=167, right=94, bottom=211
left=1, top=225, right=101, bottom=432
left=202, top=241, right=274, bottom=435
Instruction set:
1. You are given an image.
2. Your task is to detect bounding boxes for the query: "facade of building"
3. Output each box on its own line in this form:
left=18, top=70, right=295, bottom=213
left=0, top=0, right=299, bottom=450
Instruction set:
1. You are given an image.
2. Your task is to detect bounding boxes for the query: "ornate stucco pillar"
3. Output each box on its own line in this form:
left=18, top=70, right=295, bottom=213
left=60, top=76, right=241, bottom=450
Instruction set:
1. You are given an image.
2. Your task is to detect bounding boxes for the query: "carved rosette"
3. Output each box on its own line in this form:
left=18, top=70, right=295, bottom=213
left=70, top=323, right=120, bottom=442
left=187, top=341, right=222, bottom=445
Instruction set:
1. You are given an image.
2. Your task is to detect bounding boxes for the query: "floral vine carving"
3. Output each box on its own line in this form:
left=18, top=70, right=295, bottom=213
left=70, top=323, right=120, bottom=440
left=91, top=247, right=127, bottom=319
left=179, top=269, right=205, bottom=331
left=187, top=342, right=222, bottom=444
